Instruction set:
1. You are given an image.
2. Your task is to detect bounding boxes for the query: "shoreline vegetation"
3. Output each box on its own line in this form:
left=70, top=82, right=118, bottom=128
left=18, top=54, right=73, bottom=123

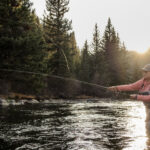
left=0, top=74, right=111, bottom=101
left=0, top=93, right=95, bottom=100
left=0, top=73, right=131, bottom=107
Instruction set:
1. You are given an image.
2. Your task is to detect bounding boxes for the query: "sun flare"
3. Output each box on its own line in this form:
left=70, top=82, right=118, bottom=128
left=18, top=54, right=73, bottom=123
left=134, top=49, right=147, bottom=54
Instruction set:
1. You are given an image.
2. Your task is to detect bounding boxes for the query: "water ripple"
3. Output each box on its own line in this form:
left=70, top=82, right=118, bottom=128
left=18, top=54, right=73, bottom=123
left=0, top=99, right=149, bottom=150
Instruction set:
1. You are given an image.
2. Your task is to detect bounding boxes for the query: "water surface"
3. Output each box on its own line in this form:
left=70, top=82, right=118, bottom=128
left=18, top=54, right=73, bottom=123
left=0, top=99, right=149, bottom=150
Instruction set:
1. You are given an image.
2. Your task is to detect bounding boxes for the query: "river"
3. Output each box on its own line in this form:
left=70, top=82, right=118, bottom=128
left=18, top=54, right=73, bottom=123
left=0, top=99, right=149, bottom=150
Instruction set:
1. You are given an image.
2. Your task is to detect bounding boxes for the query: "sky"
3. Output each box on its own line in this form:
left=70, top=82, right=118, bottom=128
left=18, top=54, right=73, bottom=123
left=30, top=0, right=150, bottom=53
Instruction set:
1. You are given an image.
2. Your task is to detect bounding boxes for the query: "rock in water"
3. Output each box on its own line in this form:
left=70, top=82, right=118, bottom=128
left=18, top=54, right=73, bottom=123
left=31, top=99, right=39, bottom=104
left=0, top=98, right=9, bottom=106
left=24, top=99, right=39, bottom=104
left=42, top=99, right=50, bottom=104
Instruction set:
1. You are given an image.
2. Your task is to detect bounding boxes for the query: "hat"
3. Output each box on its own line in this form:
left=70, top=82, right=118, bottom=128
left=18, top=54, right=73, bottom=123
left=142, top=64, right=150, bottom=72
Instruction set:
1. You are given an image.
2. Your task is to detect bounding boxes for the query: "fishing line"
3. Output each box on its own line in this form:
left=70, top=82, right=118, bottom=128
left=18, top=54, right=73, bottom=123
left=0, top=68, right=108, bottom=89
left=0, top=68, right=131, bottom=99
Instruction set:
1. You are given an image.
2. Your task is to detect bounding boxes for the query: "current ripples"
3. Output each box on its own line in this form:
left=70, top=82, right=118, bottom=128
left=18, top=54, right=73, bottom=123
left=0, top=99, right=149, bottom=150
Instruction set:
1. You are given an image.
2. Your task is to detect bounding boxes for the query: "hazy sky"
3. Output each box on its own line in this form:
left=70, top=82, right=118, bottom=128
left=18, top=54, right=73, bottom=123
left=31, top=0, right=150, bottom=53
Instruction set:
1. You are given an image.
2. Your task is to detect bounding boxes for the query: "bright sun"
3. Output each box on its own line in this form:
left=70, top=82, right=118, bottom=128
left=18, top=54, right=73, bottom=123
left=134, top=49, right=147, bottom=54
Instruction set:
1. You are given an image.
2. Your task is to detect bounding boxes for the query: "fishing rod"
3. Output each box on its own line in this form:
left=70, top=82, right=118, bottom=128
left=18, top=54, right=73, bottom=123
left=0, top=68, right=108, bottom=90
left=0, top=68, right=131, bottom=99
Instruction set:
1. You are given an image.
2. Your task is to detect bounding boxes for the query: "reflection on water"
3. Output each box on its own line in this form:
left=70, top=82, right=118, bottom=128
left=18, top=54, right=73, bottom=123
left=0, top=99, right=149, bottom=150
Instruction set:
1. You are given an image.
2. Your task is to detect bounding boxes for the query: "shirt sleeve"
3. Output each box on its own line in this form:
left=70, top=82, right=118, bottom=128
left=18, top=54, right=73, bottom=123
left=116, top=79, right=143, bottom=92
left=137, top=95, right=150, bottom=102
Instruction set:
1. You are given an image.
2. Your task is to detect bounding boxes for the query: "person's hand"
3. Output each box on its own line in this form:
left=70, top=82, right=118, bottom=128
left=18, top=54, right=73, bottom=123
left=107, top=86, right=118, bottom=92
left=130, top=94, right=137, bottom=100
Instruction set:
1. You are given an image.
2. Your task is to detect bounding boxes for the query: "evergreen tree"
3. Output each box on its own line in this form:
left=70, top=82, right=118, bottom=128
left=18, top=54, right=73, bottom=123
left=0, top=0, right=46, bottom=94
left=68, top=32, right=80, bottom=77
left=91, top=23, right=105, bottom=84
left=0, top=0, right=45, bottom=72
left=79, top=40, right=90, bottom=82
left=44, top=0, right=72, bottom=77
left=127, top=51, right=142, bottom=82
left=102, top=18, right=122, bottom=85
left=92, top=24, right=101, bottom=54
left=118, top=42, right=129, bottom=83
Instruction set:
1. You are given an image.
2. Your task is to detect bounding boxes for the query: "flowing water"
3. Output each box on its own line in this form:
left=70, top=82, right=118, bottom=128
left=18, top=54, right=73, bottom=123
left=0, top=99, right=150, bottom=150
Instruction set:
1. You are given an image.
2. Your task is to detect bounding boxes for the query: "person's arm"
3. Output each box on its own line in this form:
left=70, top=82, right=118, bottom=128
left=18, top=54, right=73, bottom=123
left=116, top=79, right=144, bottom=92
left=130, top=94, right=150, bottom=102
left=137, top=95, right=150, bottom=102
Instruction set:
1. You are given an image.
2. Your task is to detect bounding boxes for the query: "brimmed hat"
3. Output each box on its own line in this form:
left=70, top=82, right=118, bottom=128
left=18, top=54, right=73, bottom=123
left=142, top=64, right=150, bottom=72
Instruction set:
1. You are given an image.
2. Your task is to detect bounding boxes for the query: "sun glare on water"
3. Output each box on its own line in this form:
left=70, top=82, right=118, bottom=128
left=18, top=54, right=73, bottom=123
left=123, top=102, right=147, bottom=150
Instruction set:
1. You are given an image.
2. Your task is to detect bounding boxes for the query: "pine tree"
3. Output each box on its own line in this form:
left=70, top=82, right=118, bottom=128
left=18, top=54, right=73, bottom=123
left=0, top=0, right=46, bottom=72
left=0, top=0, right=46, bottom=94
left=118, top=42, right=129, bottom=83
left=44, top=0, right=72, bottom=77
left=79, top=40, right=90, bottom=82
left=91, top=23, right=105, bottom=84
left=68, top=32, right=80, bottom=77
left=102, top=18, right=122, bottom=85
left=127, top=51, right=142, bottom=82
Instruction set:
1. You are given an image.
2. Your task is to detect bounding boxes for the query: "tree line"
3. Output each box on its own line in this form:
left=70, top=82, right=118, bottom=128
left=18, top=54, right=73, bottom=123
left=0, top=0, right=150, bottom=94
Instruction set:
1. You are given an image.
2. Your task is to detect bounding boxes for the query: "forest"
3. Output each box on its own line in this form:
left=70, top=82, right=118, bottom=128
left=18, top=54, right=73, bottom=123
left=0, top=0, right=150, bottom=97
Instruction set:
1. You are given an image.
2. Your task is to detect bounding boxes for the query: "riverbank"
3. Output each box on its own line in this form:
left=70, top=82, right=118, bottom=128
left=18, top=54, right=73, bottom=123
left=0, top=74, right=111, bottom=101
left=0, top=92, right=96, bottom=100
left=0, top=92, right=99, bottom=107
left=0, top=73, right=129, bottom=105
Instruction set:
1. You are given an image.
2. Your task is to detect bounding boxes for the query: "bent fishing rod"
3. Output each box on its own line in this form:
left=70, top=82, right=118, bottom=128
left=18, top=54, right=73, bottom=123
left=0, top=68, right=108, bottom=89
left=0, top=68, right=131, bottom=99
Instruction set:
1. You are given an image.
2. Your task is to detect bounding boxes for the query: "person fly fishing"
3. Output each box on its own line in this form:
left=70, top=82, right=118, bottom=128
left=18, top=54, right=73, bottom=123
left=108, top=64, right=150, bottom=101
